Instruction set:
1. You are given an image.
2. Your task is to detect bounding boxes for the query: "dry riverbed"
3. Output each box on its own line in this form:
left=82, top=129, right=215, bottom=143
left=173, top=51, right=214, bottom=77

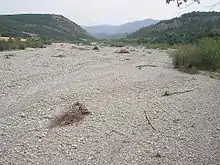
left=0, top=43, right=219, bottom=165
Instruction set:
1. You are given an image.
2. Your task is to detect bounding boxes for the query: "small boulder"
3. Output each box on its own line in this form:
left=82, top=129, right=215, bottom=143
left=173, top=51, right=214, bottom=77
left=93, top=45, right=99, bottom=51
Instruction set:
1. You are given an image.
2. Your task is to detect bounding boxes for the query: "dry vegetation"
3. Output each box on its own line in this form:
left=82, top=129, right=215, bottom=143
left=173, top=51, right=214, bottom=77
left=49, top=101, right=91, bottom=128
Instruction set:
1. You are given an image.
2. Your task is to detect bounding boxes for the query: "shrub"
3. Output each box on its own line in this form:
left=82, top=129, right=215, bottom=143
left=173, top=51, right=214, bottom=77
left=171, top=38, right=220, bottom=73
left=196, top=38, right=220, bottom=71
left=0, top=38, right=52, bottom=51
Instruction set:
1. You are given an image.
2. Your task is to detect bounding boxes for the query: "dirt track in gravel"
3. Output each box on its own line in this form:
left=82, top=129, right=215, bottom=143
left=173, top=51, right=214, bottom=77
left=0, top=43, right=219, bottom=165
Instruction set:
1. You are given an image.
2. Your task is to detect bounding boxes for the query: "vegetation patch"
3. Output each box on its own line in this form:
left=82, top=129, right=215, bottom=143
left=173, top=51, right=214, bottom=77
left=0, top=38, right=52, bottom=51
left=49, top=101, right=91, bottom=128
left=171, top=38, right=220, bottom=73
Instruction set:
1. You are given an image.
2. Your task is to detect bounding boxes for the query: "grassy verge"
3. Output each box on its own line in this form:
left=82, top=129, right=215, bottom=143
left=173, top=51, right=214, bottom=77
left=0, top=38, right=52, bottom=51
left=171, top=38, right=220, bottom=73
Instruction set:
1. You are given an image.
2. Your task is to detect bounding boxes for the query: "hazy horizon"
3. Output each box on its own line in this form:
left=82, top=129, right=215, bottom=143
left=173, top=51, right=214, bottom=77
left=0, top=0, right=219, bottom=26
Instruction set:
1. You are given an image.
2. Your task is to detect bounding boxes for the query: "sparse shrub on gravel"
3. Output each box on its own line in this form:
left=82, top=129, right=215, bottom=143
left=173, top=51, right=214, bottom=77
left=171, top=38, right=220, bottom=73
left=49, top=102, right=91, bottom=128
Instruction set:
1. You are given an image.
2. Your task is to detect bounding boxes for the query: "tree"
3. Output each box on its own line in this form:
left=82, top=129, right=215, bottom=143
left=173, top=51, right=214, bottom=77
left=166, top=0, right=200, bottom=6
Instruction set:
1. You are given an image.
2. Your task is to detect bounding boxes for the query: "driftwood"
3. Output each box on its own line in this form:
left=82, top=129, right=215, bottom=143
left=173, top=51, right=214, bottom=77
left=52, top=54, right=65, bottom=58
left=115, top=49, right=130, bottom=54
left=136, top=64, right=157, bottom=70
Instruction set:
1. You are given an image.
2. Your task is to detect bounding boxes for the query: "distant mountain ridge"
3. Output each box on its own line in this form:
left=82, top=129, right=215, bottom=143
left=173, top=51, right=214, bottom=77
left=0, top=14, right=92, bottom=40
left=128, top=11, right=220, bottom=39
left=83, top=19, right=160, bottom=38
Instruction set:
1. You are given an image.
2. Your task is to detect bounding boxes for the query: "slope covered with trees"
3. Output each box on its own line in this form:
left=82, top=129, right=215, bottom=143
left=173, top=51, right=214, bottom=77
left=0, top=14, right=92, bottom=40
left=128, top=12, right=220, bottom=44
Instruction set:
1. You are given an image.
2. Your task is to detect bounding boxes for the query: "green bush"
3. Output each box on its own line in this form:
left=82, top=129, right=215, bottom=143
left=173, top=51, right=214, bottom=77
left=171, top=38, right=220, bottom=73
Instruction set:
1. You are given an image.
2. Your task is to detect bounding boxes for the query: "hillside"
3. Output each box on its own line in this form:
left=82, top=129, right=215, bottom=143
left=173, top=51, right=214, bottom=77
left=0, top=14, right=92, bottom=40
left=128, top=12, right=220, bottom=43
left=83, top=19, right=159, bottom=38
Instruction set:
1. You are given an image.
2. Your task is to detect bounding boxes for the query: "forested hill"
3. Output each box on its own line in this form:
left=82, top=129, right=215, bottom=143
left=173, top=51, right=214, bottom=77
left=128, top=11, right=220, bottom=44
left=0, top=14, right=92, bottom=40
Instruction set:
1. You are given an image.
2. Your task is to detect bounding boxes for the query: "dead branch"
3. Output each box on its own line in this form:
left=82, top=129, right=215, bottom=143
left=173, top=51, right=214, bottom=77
left=115, top=49, right=130, bottom=54
left=52, top=54, right=65, bottom=58
left=162, top=89, right=195, bottom=96
left=144, top=110, right=156, bottom=131
left=136, top=64, right=157, bottom=70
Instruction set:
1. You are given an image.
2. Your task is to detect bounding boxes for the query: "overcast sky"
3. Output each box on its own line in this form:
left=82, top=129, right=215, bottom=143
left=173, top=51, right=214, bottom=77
left=0, top=0, right=219, bottom=25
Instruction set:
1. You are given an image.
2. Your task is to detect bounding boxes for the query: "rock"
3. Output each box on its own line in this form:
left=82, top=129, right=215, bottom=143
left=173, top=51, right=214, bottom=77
left=5, top=54, right=15, bottom=59
left=153, top=152, right=162, bottom=158
left=19, top=113, right=26, bottom=118
left=93, top=45, right=99, bottom=51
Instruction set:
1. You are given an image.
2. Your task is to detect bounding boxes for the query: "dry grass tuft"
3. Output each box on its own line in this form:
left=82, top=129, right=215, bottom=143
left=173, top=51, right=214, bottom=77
left=49, top=101, right=91, bottom=128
